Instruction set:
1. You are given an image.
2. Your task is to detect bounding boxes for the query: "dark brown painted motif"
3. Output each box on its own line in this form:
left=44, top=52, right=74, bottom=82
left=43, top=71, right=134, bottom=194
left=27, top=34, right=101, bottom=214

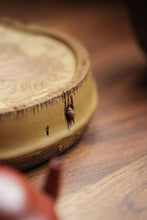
left=62, top=92, right=75, bottom=129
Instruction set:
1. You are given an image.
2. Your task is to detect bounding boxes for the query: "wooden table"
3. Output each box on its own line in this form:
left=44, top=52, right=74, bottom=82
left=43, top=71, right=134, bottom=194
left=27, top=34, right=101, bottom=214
left=1, top=1, right=147, bottom=219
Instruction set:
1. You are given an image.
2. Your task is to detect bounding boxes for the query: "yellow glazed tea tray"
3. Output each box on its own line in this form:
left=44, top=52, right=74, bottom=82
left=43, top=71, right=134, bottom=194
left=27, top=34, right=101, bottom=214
left=0, top=18, right=97, bottom=169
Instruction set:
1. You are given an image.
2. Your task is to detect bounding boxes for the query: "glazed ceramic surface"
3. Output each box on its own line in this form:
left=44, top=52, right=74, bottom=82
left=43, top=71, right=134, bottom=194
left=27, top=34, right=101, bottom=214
left=0, top=19, right=98, bottom=169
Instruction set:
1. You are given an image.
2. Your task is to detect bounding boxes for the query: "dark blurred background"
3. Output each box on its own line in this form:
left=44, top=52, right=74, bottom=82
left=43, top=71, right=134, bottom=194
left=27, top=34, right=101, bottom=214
left=0, top=0, right=147, bottom=54
left=0, top=0, right=147, bottom=56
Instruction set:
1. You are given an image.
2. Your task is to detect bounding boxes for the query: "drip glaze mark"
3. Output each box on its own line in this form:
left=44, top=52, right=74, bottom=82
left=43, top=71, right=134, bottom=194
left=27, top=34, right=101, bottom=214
left=63, top=94, right=75, bottom=129
left=36, top=105, right=39, bottom=113
left=46, top=125, right=49, bottom=136
left=33, top=106, right=35, bottom=114
left=65, top=106, right=75, bottom=124
left=17, top=111, right=20, bottom=119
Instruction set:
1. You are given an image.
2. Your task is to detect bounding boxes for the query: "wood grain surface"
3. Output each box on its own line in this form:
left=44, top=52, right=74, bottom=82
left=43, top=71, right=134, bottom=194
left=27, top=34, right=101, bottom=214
left=0, top=0, right=147, bottom=220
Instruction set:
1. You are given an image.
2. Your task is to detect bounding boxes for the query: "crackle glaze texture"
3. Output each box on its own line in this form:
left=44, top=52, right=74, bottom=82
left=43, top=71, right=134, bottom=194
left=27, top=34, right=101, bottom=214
left=0, top=25, right=75, bottom=112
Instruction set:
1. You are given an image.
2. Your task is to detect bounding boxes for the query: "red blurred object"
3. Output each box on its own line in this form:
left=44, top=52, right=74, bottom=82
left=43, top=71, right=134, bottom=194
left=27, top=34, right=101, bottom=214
left=0, top=160, right=62, bottom=220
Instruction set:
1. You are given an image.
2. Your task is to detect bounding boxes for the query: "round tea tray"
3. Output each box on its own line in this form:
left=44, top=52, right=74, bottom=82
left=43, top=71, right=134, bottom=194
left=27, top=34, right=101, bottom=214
left=0, top=19, right=97, bottom=170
